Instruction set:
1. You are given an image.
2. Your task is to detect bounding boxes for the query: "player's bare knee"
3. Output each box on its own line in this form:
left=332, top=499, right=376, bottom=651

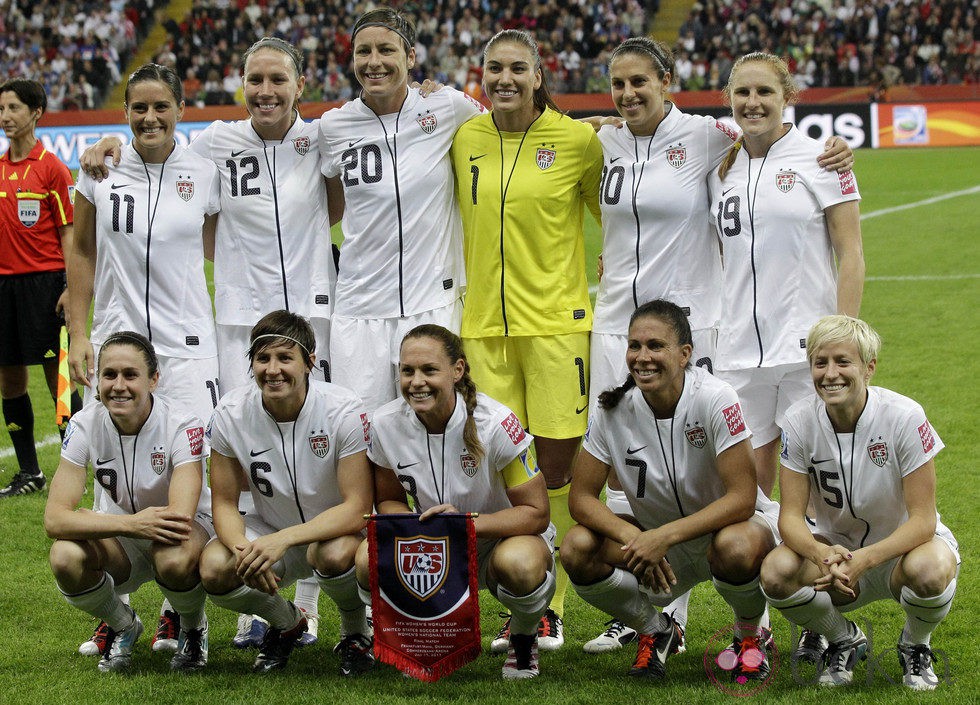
left=899, top=547, right=956, bottom=597
left=309, top=535, right=358, bottom=576
left=199, top=542, right=237, bottom=592
left=49, top=539, right=92, bottom=582
left=708, top=525, right=767, bottom=580
left=492, top=539, right=548, bottom=594
left=759, top=545, right=803, bottom=598
left=558, top=525, right=601, bottom=579
left=152, top=546, right=199, bottom=588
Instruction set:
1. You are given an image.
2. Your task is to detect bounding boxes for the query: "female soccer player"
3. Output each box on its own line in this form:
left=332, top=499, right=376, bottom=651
left=450, top=29, right=604, bottom=649
left=586, top=37, right=852, bottom=655
left=68, top=63, right=220, bottom=423
left=45, top=331, right=212, bottom=673
left=356, top=324, right=555, bottom=679
left=200, top=310, right=374, bottom=676
left=562, top=300, right=780, bottom=681
left=761, top=315, right=958, bottom=690
left=318, top=8, right=485, bottom=412
left=708, top=53, right=865, bottom=499
left=80, top=37, right=334, bottom=646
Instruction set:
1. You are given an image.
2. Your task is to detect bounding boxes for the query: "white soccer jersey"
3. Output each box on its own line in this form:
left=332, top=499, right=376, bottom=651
left=76, top=144, right=220, bottom=358
left=709, top=126, right=861, bottom=370
left=189, top=116, right=335, bottom=326
left=319, top=87, right=484, bottom=319
left=60, top=394, right=210, bottom=516
left=368, top=392, right=534, bottom=514
left=781, top=386, right=955, bottom=550
left=593, top=107, right=735, bottom=336
left=583, top=367, right=777, bottom=542
left=207, top=379, right=369, bottom=531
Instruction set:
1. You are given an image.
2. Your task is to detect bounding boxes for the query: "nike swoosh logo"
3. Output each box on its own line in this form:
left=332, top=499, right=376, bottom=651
left=396, top=461, right=419, bottom=470
left=110, top=184, right=129, bottom=190
left=348, top=138, right=365, bottom=148
left=96, top=457, right=115, bottom=464
left=722, top=187, right=735, bottom=196
left=610, top=157, right=622, bottom=163
left=810, top=456, right=833, bottom=465
left=655, top=636, right=673, bottom=663
left=469, top=154, right=486, bottom=162
left=231, top=150, right=247, bottom=158
left=626, top=446, right=646, bottom=454
left=576, top=405, right=588, bottom=415
left=250, top=448, right=272, bottom=457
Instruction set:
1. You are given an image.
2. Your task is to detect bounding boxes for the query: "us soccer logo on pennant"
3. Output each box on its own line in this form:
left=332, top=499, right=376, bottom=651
left=309, top=433, right=330, bottom=458
left=150, top=451, right=165, bottom=475
left=867, top=440, right=888, bottom=467
left=293, top=136, right=310, bottom=155
left=416, top=111, right=437, bottom=134
left=176, top=180, right=194, bottom=202
left=396, top=537, right=448, bottom=600
left=685, top=425, right=707, bottom=448
left=775, top=170, right=796, bottom=192
left=536, top=147, right=556, bottom=170
left=666, top=145, right=686, bottom=168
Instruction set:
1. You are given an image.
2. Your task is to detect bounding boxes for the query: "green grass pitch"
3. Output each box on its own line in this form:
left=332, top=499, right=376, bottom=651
left=1, top=146, right=976, bottom=703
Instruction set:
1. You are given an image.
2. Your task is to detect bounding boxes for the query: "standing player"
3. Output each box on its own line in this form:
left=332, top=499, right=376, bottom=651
left=318, top=7, right=484, bottom=411
left=450, top=29, right=604, bottom=649
left=200, top=310, right=374, bottom=676
left=586, top=37, right=852, bottom=654
left=45, top=331, right=212, bottom=673
left=708, top=52, right=864, bottom=499
left=357, top=325, right=555, bottom=679
left=80, top=37, right=335, bottom=646
left=0, top=78, right=79, bottom=497
left=562, top=300, right=780, bottom=681
left=761, top=315, right=958, bottom=690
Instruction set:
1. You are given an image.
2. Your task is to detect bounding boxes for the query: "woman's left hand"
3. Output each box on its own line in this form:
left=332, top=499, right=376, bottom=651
left=419, top=503, right=459, bottom=521
left=817, top=135, right=855, bottom=173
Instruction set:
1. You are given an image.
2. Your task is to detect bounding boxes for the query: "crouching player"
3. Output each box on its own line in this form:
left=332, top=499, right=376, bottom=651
left=561, top=300, right=779, bottom=681
left=354, top=325, right=555, bottom=679
left=45, top=331, right=212, bottom=673
left=760, top=315, right=959, bottom=690
left=200, top=311, right=373, bottom=675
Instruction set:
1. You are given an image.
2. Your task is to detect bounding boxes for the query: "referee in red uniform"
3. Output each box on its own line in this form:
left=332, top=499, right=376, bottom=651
left=0, top=79, right=79, bottom=497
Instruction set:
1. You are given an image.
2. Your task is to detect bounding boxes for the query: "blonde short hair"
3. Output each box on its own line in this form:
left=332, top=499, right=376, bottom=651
left=806, top=315, right=881, bottom=365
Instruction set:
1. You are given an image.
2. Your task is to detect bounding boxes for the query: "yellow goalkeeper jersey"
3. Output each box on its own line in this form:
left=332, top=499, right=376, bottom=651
left=451, top=107, right=603, bottom=338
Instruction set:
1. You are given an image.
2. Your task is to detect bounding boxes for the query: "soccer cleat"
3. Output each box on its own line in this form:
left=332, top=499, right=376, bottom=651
left=898, top=642, right=939, bottom=691
left=536, top=609, right=564, bottom=651
left=727, top=633, right=772, bottom=681
left=490, top=613, right=511, bottom=654
left=629, top=617, right=681, bottom=679
left=0, top=469, right=45, bottom=498
left=794, top=628, right=828, bottom=664
left=818, top=621, right=868, bottom=687
left=252, top=615, right=307, bottom=674
left=296, top=610, right=318, bottom=647
left=170, top=622, right=209, bottom=673
left=334, top=633, right=374, bottom=677
left=97, top=614, right=144, bottom=673
left=79, top=620, right=110, bottom=656
left=151, top=609, right=180, bottom=652
left=502, top=633, right=539, bottom=680
left=233, top=614, right=268, bottom=649
left=583, top=619, right=638, bottom=654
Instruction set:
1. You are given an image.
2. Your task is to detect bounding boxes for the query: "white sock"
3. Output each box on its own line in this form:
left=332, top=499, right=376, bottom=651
left=61, top=573, right=135, bottom=631
left=294, top=576, right=321, bottom=616
left=159, top=598, right=173, bottom=616
left=496, top=572, right=556, bottom=635
left=572, top=568, right=668, bottom=635
left=763, top=584, right=849, bottom=643
left=316, top=567, right=368, bottom=636
left=663, top=589, right=691, bottom=629
left=158, top=581, right=207, bottom=629
left=900, top=578, right=956, bottom=646
left=713, top=575, right=767, bottom=637
left=207, top=584, right=300, bottom=630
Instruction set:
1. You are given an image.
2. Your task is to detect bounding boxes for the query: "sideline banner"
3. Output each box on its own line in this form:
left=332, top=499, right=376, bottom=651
left=368, top=513, right=481, bottom=682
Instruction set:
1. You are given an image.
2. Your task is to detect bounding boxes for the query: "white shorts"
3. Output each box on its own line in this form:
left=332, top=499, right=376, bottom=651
left=330, top=300, right=462, bottom=414
left=717, top=362, right=811, bottom=447
left=241, top=514, right=316, bottom=588
left=590, top=328, right=717, bottom=411
left=642, top=510, right=780, bottom=607
left=84, top=348, right=220, bottom=427
left=217, top=319, right=331, bottom=395
left=114, top=513, right=215, bottom=595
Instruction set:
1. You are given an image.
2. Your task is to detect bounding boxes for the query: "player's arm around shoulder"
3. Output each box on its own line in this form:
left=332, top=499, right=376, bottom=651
left=578, top=124, right=604, bottom=223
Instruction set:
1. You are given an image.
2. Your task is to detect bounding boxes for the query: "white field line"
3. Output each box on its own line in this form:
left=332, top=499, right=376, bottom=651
left=0, top=434, right=61, bottom=460
left=587, top=185, right=980, bottom=294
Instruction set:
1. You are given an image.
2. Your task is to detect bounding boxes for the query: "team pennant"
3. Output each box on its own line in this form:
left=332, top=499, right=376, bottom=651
left=368, top=513, right=480, bottom=681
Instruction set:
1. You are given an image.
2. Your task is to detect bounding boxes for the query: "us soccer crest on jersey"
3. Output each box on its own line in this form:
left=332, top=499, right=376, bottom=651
left=416, top=110, right=437, bottom=134
left=176, top=177, right=194, bottom=202
left=293, top=135, right=310, bottom=155
left=309, top=430, right=330, bottom=459
left=867, top=437, right=888, bottom=467
left=775, top=169, right=797, bottom=192
left=685, top=423, right=707, bottom=448
left=151, top=447, right=166, bottom=475
left=536, top=144, right=556, bottom=170
left=666, top=144, right=686, bottom=169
